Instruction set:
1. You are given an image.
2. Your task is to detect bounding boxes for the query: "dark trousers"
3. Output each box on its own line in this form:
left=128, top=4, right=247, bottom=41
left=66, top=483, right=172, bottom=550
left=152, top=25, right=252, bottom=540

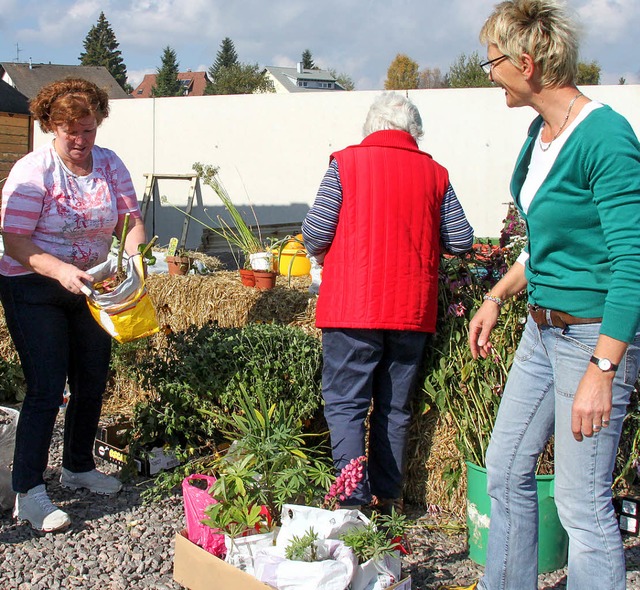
left=321, top=328, right=430, bottom=505
left=0, top=274, right=111, bottom=493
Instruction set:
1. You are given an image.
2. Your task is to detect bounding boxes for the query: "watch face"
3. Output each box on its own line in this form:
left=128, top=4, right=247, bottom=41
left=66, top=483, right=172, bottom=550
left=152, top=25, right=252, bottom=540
left=598, top=358, right=613, bottom=371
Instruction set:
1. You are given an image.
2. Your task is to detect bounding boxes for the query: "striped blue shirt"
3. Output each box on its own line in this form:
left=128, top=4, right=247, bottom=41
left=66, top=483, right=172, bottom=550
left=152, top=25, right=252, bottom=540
left=302, top=159, right=474, bottom=258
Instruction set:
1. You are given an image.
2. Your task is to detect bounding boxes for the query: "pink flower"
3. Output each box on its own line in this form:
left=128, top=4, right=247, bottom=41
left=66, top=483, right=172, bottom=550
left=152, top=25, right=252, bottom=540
left=322, top=455, right=367, bottom=510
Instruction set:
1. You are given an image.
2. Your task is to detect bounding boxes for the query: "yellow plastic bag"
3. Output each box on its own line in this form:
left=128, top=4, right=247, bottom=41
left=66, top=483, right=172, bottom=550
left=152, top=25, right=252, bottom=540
left=83, top=255, right=159, bottom=343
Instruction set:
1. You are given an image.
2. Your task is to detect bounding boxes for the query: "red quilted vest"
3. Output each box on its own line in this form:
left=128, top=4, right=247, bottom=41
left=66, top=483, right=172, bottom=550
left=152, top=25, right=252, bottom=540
left=315, top=130, right=449, bottom=332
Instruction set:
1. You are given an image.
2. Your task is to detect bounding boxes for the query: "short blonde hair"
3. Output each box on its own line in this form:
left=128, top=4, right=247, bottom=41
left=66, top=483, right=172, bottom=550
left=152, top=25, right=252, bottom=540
left=479, top=0, right=579, bottom=88
left=362, top=92, right=424, bottom=141
left=30, top=77, right=110, bottom=133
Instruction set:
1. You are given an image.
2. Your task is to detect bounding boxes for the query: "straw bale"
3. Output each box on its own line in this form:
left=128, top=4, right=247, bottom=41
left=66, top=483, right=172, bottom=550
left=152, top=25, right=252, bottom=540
left=406, top=409, right=467, bottom=519
left=145, top=270, right=317, bottom=335
left=0, top=309, right=17, bottom=360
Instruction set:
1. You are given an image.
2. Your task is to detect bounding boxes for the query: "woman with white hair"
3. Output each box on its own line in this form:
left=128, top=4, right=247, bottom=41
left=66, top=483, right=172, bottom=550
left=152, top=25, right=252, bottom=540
left=302, top=91, right=473, bottom=515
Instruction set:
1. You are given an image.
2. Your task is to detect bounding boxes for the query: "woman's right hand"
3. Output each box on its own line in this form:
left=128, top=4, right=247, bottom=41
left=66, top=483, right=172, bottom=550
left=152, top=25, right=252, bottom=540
left=469, top=261, right=528, bottom=359
left=54, top=262, right=94, bottom=295
left=469, top=301, right=501, bottom=359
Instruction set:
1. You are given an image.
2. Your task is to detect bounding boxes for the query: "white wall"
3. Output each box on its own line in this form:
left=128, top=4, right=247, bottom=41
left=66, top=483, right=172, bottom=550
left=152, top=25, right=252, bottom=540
left=33, top=86, right=640, bottom=249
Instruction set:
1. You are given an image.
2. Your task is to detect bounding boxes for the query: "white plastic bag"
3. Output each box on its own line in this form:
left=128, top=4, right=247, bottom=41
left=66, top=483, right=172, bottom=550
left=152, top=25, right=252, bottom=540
left=224, top=530, right=276, bottom=576
left=254, top=539, right=357, bottom=590
left=0, top=406, right=19, bottom=511
left=351, top=552, right=402, bottom=590
left=276, top=504, right=367, bottom=549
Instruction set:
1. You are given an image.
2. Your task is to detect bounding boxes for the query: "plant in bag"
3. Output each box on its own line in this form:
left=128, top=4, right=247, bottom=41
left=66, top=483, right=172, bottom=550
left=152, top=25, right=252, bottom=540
left=340, top=510, right=409, bottom=564
left=285, top=528, right=321, bottom=562
left=202, top=455, right=273, bottom=539
left=92, top=213, right=131, bottom=294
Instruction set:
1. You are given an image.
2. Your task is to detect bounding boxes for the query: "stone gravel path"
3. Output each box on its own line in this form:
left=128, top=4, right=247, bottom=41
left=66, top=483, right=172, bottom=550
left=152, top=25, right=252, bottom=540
left=1, top=414, right=640, bottom=589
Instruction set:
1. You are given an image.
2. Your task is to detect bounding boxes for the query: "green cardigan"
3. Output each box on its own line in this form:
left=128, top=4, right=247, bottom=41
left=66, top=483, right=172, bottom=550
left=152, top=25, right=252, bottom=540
left=512, top=105, right=640, bottom=343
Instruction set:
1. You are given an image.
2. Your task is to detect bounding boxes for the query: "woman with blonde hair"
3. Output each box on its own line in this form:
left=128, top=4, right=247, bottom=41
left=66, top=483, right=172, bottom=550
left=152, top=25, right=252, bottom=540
left=0, top=78, right=145, bottom=532
left=443, top=1, right=640, bottom=589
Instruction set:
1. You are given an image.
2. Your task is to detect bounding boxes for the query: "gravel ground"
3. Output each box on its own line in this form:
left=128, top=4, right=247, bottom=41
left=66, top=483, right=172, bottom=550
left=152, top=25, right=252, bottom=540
left=1, top=413, right=640, bottom=589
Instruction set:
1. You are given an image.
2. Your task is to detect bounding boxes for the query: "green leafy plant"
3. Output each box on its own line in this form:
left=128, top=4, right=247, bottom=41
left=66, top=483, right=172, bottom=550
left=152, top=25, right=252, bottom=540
left=137, top=235, right=158, bottom=266
left=340, top=510, right=409, bottom=564
left=201, top=453, right=273, bottom=539
left=0, top=358, right=25, bottom=403
left=285, top=528, right=321, bottom=562
left=201, top=383, right=333, bottom=527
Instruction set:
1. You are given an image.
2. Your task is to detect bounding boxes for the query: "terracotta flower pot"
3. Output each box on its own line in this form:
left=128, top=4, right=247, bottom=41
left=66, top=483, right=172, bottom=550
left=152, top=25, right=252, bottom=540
left=239, top=269, right=255, bottom=287
left=253, top=270, right=277, bottom=291
left=166, top=255, right=192, bottom=276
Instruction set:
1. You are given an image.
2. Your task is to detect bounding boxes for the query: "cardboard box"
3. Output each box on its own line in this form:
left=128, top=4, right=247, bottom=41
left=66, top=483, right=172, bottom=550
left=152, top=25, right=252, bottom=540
left=94, top=422, right=181, bottom=477
left=173, top=529, right=412, bottom=590
left=174, top=530, right=272, bottom=590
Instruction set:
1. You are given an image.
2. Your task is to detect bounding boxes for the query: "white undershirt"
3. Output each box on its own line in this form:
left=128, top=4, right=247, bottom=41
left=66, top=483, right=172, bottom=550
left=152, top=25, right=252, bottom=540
left=516, top=101, right=603, bottom=265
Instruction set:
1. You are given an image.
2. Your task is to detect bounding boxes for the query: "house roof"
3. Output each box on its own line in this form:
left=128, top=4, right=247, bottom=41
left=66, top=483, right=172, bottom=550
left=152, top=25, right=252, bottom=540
left=0, top=78, right=30, bottom=114
left=132, top=71, right=210, bottom=98
left=263, top=66, right=345, bottom=93
left=0, top=62, right=129, bottom=100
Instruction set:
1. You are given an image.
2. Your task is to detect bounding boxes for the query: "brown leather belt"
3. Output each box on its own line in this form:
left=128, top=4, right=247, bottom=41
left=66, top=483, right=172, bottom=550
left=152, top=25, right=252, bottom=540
left=528, top=305, right=601, bottom=329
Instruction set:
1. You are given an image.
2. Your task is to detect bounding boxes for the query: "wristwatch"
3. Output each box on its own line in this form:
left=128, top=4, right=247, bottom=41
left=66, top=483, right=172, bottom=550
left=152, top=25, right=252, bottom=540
left=590, top=355, right=619, bottom=372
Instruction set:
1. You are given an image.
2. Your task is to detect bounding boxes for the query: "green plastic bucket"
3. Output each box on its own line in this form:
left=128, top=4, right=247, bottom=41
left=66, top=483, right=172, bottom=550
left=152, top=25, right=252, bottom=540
left=466, top=461, right=569, bottom=573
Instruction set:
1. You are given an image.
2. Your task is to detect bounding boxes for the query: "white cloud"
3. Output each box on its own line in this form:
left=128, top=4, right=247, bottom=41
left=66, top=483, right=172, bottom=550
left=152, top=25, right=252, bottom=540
left=577, top=0, right=640, bottom=42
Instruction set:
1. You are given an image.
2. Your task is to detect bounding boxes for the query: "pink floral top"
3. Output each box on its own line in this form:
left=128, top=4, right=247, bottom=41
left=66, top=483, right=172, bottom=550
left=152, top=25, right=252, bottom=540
left=0, top=143, right=141, bottom=276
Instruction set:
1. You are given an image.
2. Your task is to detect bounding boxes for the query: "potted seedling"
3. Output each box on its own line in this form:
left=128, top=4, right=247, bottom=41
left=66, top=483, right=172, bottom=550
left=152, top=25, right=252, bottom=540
left=165, top=237, right=193, bottom=276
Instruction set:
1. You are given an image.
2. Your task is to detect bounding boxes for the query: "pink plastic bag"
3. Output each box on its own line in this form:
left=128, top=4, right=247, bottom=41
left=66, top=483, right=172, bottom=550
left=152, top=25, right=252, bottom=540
left=182, top=474, right=226, bottom=557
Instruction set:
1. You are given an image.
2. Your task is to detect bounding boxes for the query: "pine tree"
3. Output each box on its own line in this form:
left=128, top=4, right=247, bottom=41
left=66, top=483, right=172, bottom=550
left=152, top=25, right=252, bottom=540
left=151, top=47, right=182, bottom=97
left=384, top=54, right=419, bottom=90
left=209, top=37, right=239, bottom=80
left=301, top=49, right=315, bottom=70
left=79, top=12, right=128, bottom=90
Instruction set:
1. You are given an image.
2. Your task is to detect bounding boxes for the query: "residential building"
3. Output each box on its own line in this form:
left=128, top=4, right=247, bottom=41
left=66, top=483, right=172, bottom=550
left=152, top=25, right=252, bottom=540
left=132, top=71, right=210, bottom=98
left=0, top=62, right=129, bottom=100
left=263, top=63, right=346, bottom=93
left=0, top=79, right=31, bottom=181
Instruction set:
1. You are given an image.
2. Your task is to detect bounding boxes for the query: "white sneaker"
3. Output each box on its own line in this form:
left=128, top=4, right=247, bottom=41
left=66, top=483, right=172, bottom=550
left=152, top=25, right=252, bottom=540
left=60, top=468, right=122, bottom=495
left=14, top=485, right=71, bottom=532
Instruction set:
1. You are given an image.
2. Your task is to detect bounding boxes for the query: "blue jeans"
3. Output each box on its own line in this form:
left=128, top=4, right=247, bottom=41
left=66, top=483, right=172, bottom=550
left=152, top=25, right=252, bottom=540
left=0, top=274, right=112, bottom=493
left=321, top=328, right=430, bottom=505
left=479, top=317, right=640, bottom=590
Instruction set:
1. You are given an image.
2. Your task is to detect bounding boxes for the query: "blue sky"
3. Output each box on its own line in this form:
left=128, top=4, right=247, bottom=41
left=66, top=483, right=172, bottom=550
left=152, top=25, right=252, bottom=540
left=0, top=0, right=638, bottom=90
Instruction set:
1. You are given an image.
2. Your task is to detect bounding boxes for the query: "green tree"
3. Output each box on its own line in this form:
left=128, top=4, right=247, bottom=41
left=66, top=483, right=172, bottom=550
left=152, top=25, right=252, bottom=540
left=328, top=68, right=355, bottom=91
left=619, top=77, right=626, bottom=85
left=447, top=51, right=493, bottom=88
left=576, top=61, right=601, bottom=85
left=384, top=54, right=419, bottom=90
left=418, top=66, right=449, bottom=89
left=151, top=46, right=182, bottom=97
left=301, top=49, right=315, bottom=70
left=209, top=37, right=239, bottom=80
left=79, top=11, right=128, bottom=90
left=205, top=63, right=274, bottom=95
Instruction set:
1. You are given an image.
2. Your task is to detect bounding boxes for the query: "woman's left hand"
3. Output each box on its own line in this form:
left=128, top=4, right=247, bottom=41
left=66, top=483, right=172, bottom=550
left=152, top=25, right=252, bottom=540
left=571, top=368, right=614, bottom=441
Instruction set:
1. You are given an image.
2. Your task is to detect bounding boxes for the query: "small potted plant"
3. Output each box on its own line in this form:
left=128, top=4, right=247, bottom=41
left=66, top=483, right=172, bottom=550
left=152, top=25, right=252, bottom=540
left=165, top=237, right=193, bottom=276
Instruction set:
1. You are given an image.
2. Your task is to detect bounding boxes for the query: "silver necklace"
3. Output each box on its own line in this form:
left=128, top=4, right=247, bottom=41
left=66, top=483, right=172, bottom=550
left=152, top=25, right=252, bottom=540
left=538, top=92, right=583, bottom=152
